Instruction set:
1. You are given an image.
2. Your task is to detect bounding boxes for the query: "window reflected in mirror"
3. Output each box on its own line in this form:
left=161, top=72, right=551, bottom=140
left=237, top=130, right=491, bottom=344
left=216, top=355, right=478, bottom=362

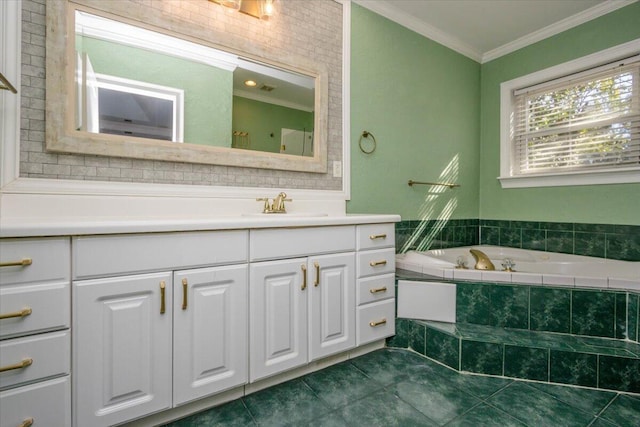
left=74, top=10, right=315, bottom=157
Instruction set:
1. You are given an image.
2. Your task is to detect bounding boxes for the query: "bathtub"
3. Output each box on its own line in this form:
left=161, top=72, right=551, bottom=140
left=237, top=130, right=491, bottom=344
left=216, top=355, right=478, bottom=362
left=396, top=245, right=640, bottom=291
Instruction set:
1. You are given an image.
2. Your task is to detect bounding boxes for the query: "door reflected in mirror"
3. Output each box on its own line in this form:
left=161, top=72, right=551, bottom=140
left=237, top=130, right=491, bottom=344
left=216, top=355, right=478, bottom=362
left=74, top=10, right=316, bottom=158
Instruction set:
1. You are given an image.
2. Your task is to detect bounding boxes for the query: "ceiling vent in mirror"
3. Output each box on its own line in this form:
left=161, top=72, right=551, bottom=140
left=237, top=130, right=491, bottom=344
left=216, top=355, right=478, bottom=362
left=260, top=84, right=276, bottom=92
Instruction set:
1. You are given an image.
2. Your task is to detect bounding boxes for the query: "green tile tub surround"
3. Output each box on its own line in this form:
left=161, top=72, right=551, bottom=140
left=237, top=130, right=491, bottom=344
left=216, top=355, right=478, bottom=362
left=453, top=282, right=640, bottom=343
left=529, top=287, right=571, bottom=334
left=503, top=345, right=549, bottom=382
left=455, top=282, right=492, bottom=325
left=599, top=355, right=640, bottom=394
left=571, top=290, right=617, bottom=338
left=396, top=219, right=640, bottom=261
left=489, top=284, right=529, bottom=329
left=615, top=293, right=628, bottom=340
left=629, top=293, right=639, bottom=342
left=395, top=219, right=479, bottom=252
left=478, top=220, right=640, bottom=261
left=460, top=340, right=503, bottom=375
left=425, top=326, right=460, bottom=370
left=549, top=350, right=598, bottom=388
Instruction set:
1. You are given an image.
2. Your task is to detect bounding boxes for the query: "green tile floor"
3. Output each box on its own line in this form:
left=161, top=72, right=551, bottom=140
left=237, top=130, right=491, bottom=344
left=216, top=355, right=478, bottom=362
left=164, top=348, right=640, bottom=426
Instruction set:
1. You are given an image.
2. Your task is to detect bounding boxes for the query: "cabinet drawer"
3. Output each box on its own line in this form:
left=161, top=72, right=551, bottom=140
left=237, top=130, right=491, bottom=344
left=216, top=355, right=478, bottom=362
left=0, top=376, right=70, bottom=427
left=0, top=330, right=70, bottom=390
left=357, top=299, right=395, bottom=346
left=0, top=282, right=70, bottom=340
left=357, top=224, right=395, bottom=250
left=0, top=238, right=70, bottom=285
left=357, top=248, right=396, bottom=278
left=357, top=274, right=395, bottom=306
left=73, top=230, right=248, bottom=279
left=250, top=226, right=355, bottom=261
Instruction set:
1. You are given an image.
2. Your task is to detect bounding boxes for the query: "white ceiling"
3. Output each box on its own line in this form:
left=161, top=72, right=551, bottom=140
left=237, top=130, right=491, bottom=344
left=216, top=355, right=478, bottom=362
left=353, top=0, right=637, bottom=63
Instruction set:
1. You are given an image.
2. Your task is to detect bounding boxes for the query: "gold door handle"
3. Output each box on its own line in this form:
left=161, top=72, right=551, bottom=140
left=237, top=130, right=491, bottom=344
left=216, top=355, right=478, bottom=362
left=0, top=307, right=32, bottom=320
left=182, top=278, right=188, bottom=310
left=369, top=234, right=387, bottom=240
left=314, top=262, right=320, bottom=287
left=0, top=258, right=32, bottom=268
left=369, top=260, right=387, bottom=267
left=369, top=286, right=388, bottom=294
left=160, top=281, right=166, bottom=314
left=301, top=264, right=307, bottom=290
left=369, top=318, right=387, bottom=327
left=0, top=358, right=33, bottom=373
left=18, top=418, right=34, bottom=427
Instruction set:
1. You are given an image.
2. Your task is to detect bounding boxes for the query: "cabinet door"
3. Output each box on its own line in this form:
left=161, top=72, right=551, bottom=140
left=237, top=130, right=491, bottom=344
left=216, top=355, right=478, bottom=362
left=73, top=272, right=172, bottom=427
left=249, top=258, right=308, bottom=382
left=173, top=265, right=248, bottom=405
left=308, top=253, right=356, bottom=360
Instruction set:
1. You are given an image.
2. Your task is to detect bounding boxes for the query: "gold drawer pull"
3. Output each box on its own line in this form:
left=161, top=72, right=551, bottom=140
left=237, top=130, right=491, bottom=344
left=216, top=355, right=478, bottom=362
left=369, top=260, right=387, bottom=267
left=0, top=258, right=32, bottom=268
left=369, top=318, right=387, bottom=327
left=182, top=278, right=188, bottom=310
left=301, top=264, right=307, bottom=290
left=369, top=286, right=388, bottom=294
left=0, top=358, right=33, bottom=373
left=369, top=234, right=387, bottom=240
left=160, top=281, right=166, bottom=314
left=19, top=418, right=34, bottom=427
left=314, top=262, right=320, bottom=287
left=0, top=307, right=32, bottom=320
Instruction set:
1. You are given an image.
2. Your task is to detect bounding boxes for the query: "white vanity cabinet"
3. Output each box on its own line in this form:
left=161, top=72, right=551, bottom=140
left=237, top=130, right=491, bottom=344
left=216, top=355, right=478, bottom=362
left=0, top=237, right=72, bottom=427
left=249, top=226, right=356, bottom=382
left=355, top=224, right=397, bottom=345
left=72, top=231, right=249, bottom=427
left=0, top=216, right=399, bottom=426
left=172, top=265, right=248, bottom=406
left=73, top=272, right=174, bottom=426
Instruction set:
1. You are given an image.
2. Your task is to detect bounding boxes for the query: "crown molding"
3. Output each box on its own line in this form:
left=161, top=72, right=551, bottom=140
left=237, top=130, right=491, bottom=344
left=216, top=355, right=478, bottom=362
left=353, top=0, right=638, bottom=64
left=482, top=0, right=638, bottom=63
left=352, top=0, right=482, bottom=63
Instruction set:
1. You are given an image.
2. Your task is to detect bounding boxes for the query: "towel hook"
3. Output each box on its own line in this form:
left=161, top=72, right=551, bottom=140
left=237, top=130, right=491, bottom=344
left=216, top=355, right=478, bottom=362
left=358, top=130, right=377, bottom=154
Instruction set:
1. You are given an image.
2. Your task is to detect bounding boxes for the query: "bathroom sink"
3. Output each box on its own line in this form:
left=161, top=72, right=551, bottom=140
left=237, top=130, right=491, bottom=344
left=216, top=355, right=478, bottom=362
left=241, top=212, right=328, bottom=217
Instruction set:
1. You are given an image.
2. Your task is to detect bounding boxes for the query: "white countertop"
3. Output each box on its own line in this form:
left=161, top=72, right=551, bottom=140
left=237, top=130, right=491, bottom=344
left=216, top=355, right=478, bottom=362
left=0, top=214, right=401, bottom=238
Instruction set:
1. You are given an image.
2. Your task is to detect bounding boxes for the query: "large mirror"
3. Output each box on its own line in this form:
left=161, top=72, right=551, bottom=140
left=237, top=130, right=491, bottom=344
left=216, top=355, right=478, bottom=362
left=46, top=2, right=329, bottom=173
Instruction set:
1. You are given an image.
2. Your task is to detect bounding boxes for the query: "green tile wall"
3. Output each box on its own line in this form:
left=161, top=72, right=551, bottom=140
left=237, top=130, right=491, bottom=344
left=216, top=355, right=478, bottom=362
left=455, top=282, right=640, bottom=343
left=480, top=220, right=640, bottom=262
left=396, top=219, right=640, bottom=261
left=395, top=219, right=479, bottom=253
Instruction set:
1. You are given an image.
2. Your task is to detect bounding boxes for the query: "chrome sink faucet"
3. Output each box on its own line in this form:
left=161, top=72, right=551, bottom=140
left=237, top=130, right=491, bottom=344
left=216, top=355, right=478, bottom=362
left=256, top=192, right=292, bottom=214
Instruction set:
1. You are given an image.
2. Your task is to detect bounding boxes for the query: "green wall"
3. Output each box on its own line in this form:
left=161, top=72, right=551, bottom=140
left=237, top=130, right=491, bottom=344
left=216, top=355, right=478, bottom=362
left=347, top=4, right=481, bottom=220
left=349, top=2, right=640, bottom=226
left=232, top=96, right=314, bottom=154
left=77, top=36, right=232, bottom=147
left=479, top=2, right=640, bottom=225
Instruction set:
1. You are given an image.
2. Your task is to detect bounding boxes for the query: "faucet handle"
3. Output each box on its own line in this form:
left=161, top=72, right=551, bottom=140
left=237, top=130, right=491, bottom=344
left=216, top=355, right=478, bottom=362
left=256, top=197, right=272, bottom=212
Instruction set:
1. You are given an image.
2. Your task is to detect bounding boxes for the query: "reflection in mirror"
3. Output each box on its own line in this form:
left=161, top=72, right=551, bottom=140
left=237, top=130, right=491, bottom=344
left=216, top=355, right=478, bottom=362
left=74, top=11, right=315, bottom=157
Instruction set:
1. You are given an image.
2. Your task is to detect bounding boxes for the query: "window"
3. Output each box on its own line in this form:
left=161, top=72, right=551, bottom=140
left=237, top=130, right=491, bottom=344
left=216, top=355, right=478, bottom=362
left=93, top=74, right=184, bottom=143
left=499, top=40, right=640, bottom=188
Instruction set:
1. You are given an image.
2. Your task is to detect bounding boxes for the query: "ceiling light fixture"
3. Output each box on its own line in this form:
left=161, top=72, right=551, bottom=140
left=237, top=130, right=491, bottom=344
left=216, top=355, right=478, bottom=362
left=210, top=0, right=277, bottom=21
left=244, top=80, right=257, bottom=87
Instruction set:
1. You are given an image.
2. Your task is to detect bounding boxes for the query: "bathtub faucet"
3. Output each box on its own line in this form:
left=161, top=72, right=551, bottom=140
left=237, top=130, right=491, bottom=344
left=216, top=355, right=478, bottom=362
left=469, top=249, right=496, bottom=271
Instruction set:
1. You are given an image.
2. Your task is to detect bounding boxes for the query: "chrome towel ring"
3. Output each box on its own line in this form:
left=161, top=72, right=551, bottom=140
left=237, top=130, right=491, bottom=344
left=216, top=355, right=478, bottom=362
left=358, top=130, right=377, bottom=154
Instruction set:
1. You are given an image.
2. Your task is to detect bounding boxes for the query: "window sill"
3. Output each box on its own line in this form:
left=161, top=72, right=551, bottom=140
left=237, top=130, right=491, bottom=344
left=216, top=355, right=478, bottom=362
left=498, top=167, right=640, bottom=188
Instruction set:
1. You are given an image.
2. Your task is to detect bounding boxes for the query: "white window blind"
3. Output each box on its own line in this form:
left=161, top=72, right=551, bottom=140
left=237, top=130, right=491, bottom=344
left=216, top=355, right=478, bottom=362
left=512, top=59, right=640, bottom=175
